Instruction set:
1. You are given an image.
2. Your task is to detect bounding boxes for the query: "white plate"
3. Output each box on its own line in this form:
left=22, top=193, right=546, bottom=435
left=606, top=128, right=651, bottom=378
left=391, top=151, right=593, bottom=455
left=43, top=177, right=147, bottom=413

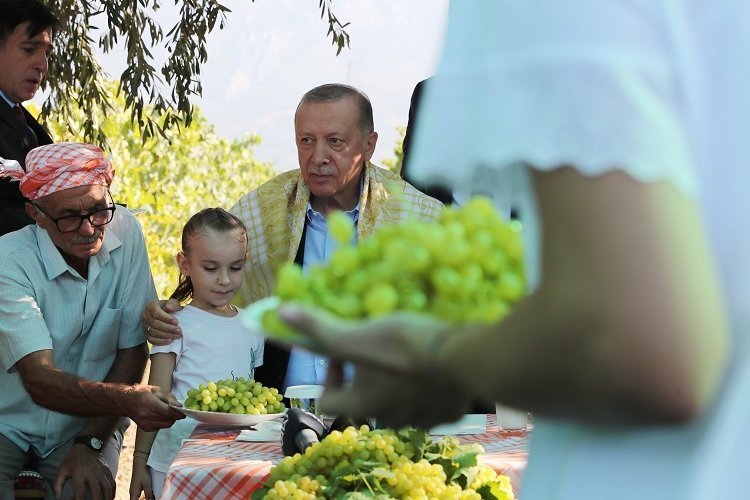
left=176, top=406, right=286, bottom=426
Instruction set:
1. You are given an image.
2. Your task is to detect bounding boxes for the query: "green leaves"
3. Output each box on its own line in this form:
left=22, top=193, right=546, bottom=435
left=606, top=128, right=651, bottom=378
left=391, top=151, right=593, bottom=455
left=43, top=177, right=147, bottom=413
left=318, top=0, right=350, bottom=55
left=36, top=80, right=276, bottom=298
left=42, top=0, right=351, bottom=144
left=380, top=126, right=405, bottom=174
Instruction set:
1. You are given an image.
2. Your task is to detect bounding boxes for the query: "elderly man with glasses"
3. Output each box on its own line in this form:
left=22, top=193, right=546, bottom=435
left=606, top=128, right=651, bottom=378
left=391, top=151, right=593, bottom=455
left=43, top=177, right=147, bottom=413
left=0, top=142, right=184, bottom=499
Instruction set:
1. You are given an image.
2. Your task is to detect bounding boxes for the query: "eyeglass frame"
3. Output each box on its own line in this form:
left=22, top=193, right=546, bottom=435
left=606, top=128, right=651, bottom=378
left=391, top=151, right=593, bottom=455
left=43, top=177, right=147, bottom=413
left=30, top=190, right=117, bottom=233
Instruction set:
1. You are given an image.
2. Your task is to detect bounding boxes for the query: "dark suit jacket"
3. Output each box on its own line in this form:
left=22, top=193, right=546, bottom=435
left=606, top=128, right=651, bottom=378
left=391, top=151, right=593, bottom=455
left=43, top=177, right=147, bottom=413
left=401, top=79, right=454, bottom=205
left=0, top=101, right=53, bottom=235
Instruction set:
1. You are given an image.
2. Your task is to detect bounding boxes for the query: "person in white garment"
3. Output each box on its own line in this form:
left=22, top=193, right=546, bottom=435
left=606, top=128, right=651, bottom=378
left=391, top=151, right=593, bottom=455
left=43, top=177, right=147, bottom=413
left=276, top=1, right=750, bottom=499
left=129, top=208, right=265, bottom=499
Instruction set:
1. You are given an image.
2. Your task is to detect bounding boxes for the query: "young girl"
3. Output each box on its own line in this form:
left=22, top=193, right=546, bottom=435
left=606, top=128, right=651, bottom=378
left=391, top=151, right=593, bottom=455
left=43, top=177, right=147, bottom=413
left=129, top=208, right=264, bottom=499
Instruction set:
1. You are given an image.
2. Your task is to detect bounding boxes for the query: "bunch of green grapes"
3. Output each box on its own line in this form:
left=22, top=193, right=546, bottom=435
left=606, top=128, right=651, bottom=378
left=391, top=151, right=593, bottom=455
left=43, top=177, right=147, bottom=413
left=262, top=196, right=525, bottom=339
left=183, top=377, right=285, bottom=415
left=253, top=426, right=515, bottom=499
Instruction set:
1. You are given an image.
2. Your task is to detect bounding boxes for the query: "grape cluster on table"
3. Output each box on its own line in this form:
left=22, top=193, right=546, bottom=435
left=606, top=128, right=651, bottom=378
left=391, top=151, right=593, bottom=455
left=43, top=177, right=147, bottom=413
left=183, top=377, right=285, bottom=415
left=254, top=425, right=515, bottom=499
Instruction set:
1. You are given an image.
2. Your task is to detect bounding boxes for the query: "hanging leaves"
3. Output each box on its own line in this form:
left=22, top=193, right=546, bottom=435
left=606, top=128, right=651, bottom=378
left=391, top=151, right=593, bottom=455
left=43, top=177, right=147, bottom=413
left=41, top=0, right=350, bottom=147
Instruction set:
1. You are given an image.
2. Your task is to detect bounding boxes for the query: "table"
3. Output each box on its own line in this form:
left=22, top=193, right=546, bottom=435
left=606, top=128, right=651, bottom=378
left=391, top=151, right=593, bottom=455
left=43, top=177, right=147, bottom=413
left=162, top=414, right=528, bottom=499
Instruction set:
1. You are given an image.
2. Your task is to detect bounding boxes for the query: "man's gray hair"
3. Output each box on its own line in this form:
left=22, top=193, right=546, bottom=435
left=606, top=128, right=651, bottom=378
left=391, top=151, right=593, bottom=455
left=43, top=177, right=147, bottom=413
left=298, top=83, right=374, bottom=135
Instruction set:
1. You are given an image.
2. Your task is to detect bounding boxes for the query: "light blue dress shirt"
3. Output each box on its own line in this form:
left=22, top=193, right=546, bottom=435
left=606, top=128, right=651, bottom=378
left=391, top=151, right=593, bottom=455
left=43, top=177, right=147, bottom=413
left=283, top=203, right=359, bottom=388
left=0, top=208, right=157, bottom=457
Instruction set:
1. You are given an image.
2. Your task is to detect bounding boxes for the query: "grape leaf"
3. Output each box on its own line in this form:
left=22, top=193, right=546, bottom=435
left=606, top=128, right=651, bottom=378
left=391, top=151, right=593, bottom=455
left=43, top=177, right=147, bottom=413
left=250, top=487, right=269, bottom=499
left=477, top=480, right=515, bottom=500
left=398, top=427, right=429, bottom=460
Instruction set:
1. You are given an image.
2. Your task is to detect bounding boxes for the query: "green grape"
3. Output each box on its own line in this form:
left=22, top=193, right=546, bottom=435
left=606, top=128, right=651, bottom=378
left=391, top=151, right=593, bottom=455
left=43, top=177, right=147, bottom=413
left=329, top=246, right=359, bottom=276
left=325, top=292, right=361, bottom=318
left=184, top=378, right=286, bottom=414
left=260, top=309, right=303, bottom=342
left=261, top=195, right=526, bottom=344
left=342, top=269, right=371, bottom=295
left=355, top=237, right=381, bottom=262
left=430, top=266, right=462, bottom=295
left=274, top=263, right=307, bottom=300
left=363, top=283, right=398, bottom=316
left=328, top=210, right=355, bottom=245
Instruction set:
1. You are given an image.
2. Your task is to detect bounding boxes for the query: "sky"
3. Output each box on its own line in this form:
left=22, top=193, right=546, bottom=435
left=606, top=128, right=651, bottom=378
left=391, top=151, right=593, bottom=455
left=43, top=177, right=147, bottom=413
left=31, top=1, right=450, bottom=171
left=182, top=0, right=450, bottom=171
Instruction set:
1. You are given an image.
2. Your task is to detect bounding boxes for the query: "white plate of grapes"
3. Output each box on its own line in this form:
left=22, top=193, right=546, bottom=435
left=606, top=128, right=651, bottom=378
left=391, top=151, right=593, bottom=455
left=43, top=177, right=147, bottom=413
left=174, top=377, right=287, bottom=426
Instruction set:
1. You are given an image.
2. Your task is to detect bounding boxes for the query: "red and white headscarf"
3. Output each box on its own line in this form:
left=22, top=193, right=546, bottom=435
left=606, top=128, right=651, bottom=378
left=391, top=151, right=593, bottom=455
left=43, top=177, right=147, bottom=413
left=0, top=142, right=115, bottom=200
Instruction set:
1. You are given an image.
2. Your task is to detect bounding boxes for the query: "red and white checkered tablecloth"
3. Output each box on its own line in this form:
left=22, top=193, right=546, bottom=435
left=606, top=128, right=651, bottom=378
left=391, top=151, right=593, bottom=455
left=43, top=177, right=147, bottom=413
left=161, top=415, right=528, bottom=499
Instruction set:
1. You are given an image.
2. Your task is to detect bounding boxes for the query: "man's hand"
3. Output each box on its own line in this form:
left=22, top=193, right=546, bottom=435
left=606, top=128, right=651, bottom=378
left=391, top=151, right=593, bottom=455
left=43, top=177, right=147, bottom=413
left=53, top=444, right=115, bottom=500
left=130, top=385, right=185, bottom=431
left=141, top=299, right=183, bottom=346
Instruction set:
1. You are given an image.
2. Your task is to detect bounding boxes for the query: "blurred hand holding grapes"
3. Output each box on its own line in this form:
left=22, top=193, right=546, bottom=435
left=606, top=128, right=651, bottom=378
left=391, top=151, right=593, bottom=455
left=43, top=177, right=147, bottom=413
left=252, top=197, right=524, bottom=426
left=279, top=307, right=474, bottom=428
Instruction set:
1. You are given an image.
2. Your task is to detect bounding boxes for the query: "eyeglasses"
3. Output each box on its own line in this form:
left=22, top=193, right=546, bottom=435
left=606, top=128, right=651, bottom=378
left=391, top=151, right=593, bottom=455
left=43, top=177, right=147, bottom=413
left=32, top=192, right=117, bottom=233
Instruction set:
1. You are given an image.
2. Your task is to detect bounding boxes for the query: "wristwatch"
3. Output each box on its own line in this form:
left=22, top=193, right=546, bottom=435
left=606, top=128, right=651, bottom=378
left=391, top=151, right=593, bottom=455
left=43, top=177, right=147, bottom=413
left=74, top=435, right=103, bottom=452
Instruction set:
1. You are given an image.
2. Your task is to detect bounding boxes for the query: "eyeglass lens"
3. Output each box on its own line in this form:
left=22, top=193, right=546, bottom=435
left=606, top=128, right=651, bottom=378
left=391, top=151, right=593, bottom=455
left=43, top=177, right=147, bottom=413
left=56, top=207, right=115, bottom=232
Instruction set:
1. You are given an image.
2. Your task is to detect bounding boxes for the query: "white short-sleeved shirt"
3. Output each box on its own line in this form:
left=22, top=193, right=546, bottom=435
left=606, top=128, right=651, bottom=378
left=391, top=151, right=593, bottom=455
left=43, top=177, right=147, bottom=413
left=410, top=1, right=750, bottom=498
left=0, top=208, right=157, bottom=457
left=147, top=305, right=265, bottom=472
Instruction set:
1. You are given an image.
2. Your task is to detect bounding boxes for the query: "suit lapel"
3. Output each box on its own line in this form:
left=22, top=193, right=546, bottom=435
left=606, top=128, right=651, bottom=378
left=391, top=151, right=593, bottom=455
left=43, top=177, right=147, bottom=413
left=0, top=101, right=41, bottom=157
left=23, top=106, right=52, bottom=146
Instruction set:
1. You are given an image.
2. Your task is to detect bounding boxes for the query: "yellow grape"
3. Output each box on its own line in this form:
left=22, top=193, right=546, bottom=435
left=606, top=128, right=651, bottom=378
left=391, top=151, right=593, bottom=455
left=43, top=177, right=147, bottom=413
left=256, top=426, right=515, bottom=499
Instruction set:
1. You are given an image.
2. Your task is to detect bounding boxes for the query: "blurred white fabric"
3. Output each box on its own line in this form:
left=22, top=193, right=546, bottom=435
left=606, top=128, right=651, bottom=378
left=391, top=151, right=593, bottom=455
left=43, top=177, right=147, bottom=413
left=409, top=1, right=750, bottom=499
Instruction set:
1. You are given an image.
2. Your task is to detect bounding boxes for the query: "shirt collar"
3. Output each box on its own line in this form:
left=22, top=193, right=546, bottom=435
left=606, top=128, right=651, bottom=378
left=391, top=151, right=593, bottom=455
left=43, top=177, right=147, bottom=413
left=305, top=175, right=364, bottom=227
left=36, top=223, right=123, bottom=281
left=0, top=90, right=17, bottom=108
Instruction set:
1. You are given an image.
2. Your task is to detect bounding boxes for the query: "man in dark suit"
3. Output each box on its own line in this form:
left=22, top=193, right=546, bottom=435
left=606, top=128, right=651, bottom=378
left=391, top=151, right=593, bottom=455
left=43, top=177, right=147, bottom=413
left=0, top=0, right=57, bottom=235
left=401, top=78, right=454, bottom=205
